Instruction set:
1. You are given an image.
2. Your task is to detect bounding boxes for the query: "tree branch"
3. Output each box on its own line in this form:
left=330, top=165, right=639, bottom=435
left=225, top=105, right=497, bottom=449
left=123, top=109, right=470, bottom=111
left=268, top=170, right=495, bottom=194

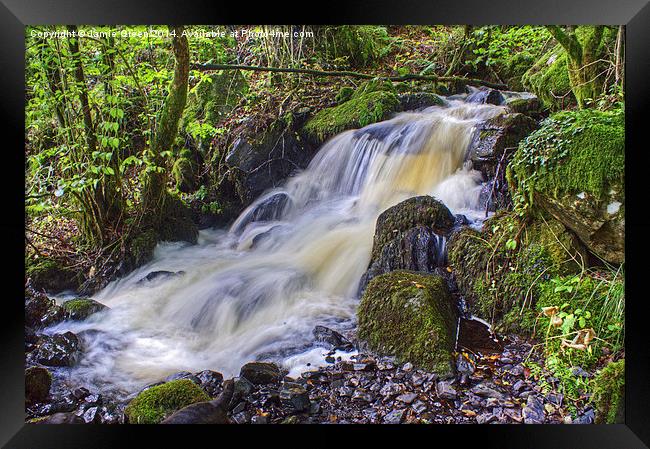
left=190, top=63, right=509, bottom=90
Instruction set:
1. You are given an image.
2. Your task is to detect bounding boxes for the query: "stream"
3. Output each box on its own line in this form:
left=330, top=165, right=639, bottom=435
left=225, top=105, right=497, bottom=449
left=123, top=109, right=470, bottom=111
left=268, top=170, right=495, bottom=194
left=46, top=98, right=505, bottom=400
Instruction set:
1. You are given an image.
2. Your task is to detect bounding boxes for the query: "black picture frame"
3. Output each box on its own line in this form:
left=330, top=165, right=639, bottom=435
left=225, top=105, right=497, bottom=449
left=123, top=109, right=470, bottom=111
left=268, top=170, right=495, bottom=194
left=2, top=1, right=649, bottom=447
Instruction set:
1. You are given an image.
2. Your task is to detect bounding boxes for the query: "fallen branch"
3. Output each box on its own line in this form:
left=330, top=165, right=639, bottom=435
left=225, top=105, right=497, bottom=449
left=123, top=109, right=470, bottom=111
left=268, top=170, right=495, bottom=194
left=190, top=63, right=508, bottom=90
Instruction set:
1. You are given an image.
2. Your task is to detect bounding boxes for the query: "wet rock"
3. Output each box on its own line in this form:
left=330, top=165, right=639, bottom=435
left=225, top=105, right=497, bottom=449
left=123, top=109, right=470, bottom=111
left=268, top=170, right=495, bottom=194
left=280, top=383, right=310, bottom=412
left=31, top=332, right=81, bottom=367
left=196, top=370, right=224, bottom=396
left=361, top=226, right=449, bottom=294
left=466, top=87, right=504, bottom=105
left=397, top=392, right=418, bottom=404
left=398, top=92, right=445, bottom=111
left=25, top=366, right=52, bottom=403
left=436, top=380, right=458, bottom=400
left=164, top=371, right=201, bottom=385
left=251, top=414, right=269, bottom=424
left=230, top=377, right=254, bottom=408
left=522, top=395, right=545, bottom=424
left=476, top=411, right=497, bottom=424
left=240, top=362, right=282, bottom=385
left=25, top=288, right=63, bottom=329
left=383, top=408, right=405, bottom=424
left=32, top=412, right=85, bottom=424
left=352, top=388, right=374, bottom=403
left=313, top=325, right=354, bottom=351
left=573, top=408, right=595, bottom=424
left=61, top=298, right=108, bottom=321
left=470, top=382, right=508, bottom=401
left=137, top=270, right=185, bottom=285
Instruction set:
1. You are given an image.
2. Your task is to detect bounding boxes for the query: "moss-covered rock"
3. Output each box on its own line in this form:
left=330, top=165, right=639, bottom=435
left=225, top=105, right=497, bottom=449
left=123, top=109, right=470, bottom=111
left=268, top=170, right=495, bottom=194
left=302, top=80, right=400, bottom=144
left=357, top=271, right=456, bottom=376
left=448, top=211, right=586, bottom=333
left=62, top=298, right=108, bottom=321
left=124, top=379, right=210, bottom=424
left=126, top=229, right=158, bottom=269
left=397, top=92, right=445, bottom=111
left=172, top=157, right=195, bottom=193
left=25, top=255, right=83, bottom=293
left=371, top=196, right=455, bottom=262
left=510, top=109, right=624, bottom=264
left=592, top=359, right=625, bottom=424
left=25, top=366, right=52, bottom=403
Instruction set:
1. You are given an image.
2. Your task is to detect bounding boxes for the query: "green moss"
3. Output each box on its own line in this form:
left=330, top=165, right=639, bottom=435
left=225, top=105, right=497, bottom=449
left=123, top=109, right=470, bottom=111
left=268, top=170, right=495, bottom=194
left=62, top=298, right=106, bottom=320
left=127, top=229, right=158, bottom=269
left=448, top=212, right=585, bottom=333
left=592, top=359, right=625, bottom=424
left=511, top=109, right=624, bottom=202
left=303, top=80, right=399, bottom=143
left=25, top=255, right=82, bottom=293
left=357, top=271, right=456, bottom=376
left=335, top=86, right=354, bottom=104
left=124, top=379, right=210, bottom=424
left=522, top=47, right=573, bottom=110
left=172, top=157, right=194, bottom=193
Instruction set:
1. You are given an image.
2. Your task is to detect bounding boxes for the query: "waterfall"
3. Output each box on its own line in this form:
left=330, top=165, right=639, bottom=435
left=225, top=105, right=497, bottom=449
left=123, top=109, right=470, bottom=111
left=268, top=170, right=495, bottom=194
left=48, top=99, right=505, bottom=397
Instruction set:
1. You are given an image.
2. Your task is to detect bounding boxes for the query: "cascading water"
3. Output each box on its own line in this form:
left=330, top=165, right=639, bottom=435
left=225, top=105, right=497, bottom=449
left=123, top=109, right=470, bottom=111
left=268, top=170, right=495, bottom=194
left=48, top=99, right=506, bottom=398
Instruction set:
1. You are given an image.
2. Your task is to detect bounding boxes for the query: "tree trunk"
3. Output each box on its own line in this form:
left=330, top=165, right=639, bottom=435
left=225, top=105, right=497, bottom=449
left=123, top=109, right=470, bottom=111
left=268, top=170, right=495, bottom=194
left=546, top=25, right=606, bottom=108
left=141, top=26, right=196, bottom=243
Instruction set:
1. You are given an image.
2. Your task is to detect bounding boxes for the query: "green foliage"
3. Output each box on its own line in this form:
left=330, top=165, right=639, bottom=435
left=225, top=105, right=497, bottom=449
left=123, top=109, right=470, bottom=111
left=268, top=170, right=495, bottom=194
left=124, top=379, right=210, bottom=424
left=511, top=109, right=625, bottom=208
left=318, top=26, right=392, bottom=68
left=358, top=271, right=456, bottom=376
left=466, top=26, right=550, bottom=90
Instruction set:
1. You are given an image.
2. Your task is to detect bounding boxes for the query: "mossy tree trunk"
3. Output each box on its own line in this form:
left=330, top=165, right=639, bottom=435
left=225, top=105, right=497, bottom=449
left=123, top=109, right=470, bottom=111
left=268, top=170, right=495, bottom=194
left=546, top=25, right=606, bottom=108
left=141, top=26, right=197, bottom=243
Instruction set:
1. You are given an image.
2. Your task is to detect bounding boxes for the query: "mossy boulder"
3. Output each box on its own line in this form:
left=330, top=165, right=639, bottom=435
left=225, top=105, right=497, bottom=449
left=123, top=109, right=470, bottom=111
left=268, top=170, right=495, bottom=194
left=124, top=379, right=210, bottom=424
left=62, top=298, right=108, bottom=321
left=448, top=211, right=586, bottom=333
left=25, top=255, right=83, bottom=293
left=25, top=366, right=52, bottom=403
left=357, top=271, right=456, bottom=376
left=370, top=196, right=455, bottom=262
left=125, top=229, right=158, bottom=270
left=302, top=79, right=400, bottom=144
left=172, top=157, right=195, bottom=193
left=592, top=359, right=625, bottom=424
left=510, top=109, right=625, bottom=264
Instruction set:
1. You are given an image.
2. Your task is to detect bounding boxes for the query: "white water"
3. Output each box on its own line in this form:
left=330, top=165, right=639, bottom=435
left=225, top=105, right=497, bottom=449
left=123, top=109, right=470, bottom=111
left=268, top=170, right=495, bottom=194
left=48, top=100, right=505, bottom=398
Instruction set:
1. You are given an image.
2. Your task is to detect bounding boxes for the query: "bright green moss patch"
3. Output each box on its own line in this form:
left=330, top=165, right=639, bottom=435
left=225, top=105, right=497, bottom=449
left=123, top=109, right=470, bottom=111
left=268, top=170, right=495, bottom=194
left=124, top=379, right=210, bottom=424
left=172, top=157, right=194, bottom=193
left=592, top=359, right=625, bottom=424
left=522, top=47, right=573, bottom=110
left=511, top=109, right=624, bottom=203
left=302, top=80, right=400, bottom=143
left=357, top=271, right=456, bottom=376
left=62, top=298, right=107, bottom=320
